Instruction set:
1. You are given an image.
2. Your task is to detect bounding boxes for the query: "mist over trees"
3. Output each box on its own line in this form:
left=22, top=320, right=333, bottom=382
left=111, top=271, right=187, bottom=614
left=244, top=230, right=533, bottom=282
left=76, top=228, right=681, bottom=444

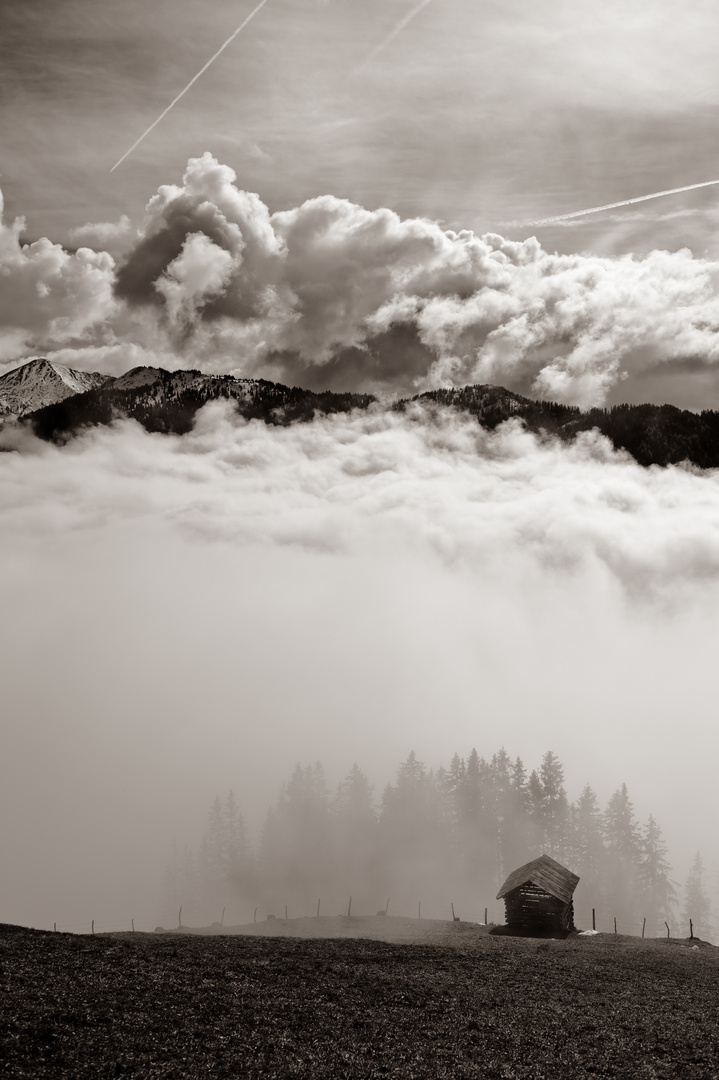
left=164, top=749, right=711, bottom=939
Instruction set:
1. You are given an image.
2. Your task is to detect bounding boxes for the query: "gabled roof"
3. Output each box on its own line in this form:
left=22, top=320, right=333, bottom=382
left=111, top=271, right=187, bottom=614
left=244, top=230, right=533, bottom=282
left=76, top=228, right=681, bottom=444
left=496, top=853, right=579, bottom=903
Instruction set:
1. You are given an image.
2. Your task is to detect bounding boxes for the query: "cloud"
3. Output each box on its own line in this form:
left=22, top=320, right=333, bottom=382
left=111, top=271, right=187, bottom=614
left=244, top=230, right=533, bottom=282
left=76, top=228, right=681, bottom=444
left=107, top=154, right=719, bottom=405
left=2, top=402, right=719, bottom=930
left=5, top=399, right=719, bottom=600
left=3, top=155, right=719, bottom=405
left=0, top=189, right=117, bottom=365
left=67, top=215, right=135, bottom=258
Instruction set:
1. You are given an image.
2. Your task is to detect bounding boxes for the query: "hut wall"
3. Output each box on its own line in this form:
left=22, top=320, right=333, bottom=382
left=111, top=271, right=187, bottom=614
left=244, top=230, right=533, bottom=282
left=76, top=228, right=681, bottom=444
left=504, top=884, right=575, bottom=933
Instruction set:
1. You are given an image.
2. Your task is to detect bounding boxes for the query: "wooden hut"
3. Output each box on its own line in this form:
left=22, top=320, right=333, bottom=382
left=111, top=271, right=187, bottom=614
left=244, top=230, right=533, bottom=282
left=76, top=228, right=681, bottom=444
left=496, top=853, right=579, bottom=936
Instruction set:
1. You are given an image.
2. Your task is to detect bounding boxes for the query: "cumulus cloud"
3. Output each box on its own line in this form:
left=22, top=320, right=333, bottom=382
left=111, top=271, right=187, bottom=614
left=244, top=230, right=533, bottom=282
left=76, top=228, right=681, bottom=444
left=67, top=215, right=135, bottom=258
left=0, top=189, right=117, bottom=365
left=3, top=155, right=719, bottom=404
left=107, top=154, right=719, bottom=405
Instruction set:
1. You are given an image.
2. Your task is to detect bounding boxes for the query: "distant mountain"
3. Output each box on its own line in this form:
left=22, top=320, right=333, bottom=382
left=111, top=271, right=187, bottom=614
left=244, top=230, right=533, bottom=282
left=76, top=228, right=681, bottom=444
left=4, top=357, right=719, bottom=469
left=0, top=358, right=110, bottom=417
left=21, top=364, right=376, bottom=440
left=407, top=386, right=719, bottom=469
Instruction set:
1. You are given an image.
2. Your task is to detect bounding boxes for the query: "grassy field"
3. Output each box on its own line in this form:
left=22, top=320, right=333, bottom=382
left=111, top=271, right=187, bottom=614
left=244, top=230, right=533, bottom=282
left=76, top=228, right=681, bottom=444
left=1, top=919, right=717, bottom=1078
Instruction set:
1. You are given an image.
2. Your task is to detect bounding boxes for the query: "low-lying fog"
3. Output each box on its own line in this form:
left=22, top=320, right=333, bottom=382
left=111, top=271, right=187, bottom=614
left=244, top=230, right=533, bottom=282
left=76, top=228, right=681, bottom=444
left=1, top=403, right=718, bottom=932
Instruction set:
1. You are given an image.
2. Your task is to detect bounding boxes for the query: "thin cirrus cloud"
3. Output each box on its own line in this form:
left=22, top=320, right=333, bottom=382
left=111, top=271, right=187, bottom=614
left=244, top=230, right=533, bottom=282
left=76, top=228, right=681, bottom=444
left=355, top=0, right=436, bottom=71
left=510, top=178, right=719, bottom=228
left=110, top=0, right=272, bottom=172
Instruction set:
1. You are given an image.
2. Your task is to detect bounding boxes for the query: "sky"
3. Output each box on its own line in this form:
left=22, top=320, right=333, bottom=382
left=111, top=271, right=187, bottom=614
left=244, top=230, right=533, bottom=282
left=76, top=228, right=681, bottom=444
left=1, top=0, right=719, bottom=932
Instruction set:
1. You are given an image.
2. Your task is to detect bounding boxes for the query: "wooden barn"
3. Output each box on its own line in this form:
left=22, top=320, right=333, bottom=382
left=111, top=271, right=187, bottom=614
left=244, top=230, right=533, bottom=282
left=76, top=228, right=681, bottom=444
left=496, top=853, right=579, bottom=936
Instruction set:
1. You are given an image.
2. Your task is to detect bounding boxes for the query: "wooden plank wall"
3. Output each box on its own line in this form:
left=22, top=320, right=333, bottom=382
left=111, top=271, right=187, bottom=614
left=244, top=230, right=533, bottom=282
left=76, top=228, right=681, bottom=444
left=504, top=884, right=575, bottom=933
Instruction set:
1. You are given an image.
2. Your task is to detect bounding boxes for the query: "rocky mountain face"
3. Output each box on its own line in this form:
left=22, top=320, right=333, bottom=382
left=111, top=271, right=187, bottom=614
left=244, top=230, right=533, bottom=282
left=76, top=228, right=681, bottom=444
left=3, top=360, right=375, bottom=439
left=0, top=358, right=110, bottom=417
left=3, top=357, right=719, bottom=468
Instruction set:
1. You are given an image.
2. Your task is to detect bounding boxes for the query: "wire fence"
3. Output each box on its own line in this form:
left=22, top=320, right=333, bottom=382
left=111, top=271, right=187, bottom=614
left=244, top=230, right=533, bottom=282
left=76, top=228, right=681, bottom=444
left=42, top=900, right=707, bottom=940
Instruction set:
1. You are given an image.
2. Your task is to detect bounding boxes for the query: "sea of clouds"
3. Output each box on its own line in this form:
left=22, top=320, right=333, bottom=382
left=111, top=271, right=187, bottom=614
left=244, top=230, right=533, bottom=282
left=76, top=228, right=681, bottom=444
left=2, top=156, right=719, bottom=931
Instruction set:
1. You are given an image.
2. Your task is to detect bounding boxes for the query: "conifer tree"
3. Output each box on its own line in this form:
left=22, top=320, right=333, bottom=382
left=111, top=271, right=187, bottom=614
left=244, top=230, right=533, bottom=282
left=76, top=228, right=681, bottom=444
left=539, top=751, right=568, bottom=859
left=456, top=749, right=494, bottom=889
left=637, top=815, right=676, bottom=934
left=682, top=852, right=712, bottom=939
left=224, top=790, right=251, bottom=893
left=205, top=795, right=225, bottom=885
left=379, top=752, right=448, bottom=903
left=332, top=763, right=377, bottom=899
left=603, top=783, right=640, bottom=930
left=572, top=785, right=606, bottom=907
left=527, top=768, right=545, bottom=853
left=501, top=757, right=533, bottom=871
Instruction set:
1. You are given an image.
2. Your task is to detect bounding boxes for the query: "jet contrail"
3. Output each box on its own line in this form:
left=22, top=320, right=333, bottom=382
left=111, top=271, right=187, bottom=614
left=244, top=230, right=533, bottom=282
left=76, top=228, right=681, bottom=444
left=111, top=0, right=271, bottom=172
left=513, top=178, right=719, bottom=227
left=357, top=0, right=435, bottom=71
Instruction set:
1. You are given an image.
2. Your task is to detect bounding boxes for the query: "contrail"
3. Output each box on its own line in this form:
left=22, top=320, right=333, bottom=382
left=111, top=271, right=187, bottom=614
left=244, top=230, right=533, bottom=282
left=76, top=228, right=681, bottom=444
left=357, top=0, right=435, bottom=71
left=111, top=0, right=271, bottom=172
left=513, top=178, right=719, bottom=227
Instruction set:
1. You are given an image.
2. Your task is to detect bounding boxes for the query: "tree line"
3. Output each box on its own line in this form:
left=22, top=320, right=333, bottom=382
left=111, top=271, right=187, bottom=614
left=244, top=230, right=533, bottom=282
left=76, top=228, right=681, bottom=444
left=164, top=749, right=714, bottom=938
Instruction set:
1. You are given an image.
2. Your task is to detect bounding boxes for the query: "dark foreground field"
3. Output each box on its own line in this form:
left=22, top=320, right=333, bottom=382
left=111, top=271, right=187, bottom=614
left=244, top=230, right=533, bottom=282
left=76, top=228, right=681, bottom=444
left=1, top=920, right=717, bottom=1079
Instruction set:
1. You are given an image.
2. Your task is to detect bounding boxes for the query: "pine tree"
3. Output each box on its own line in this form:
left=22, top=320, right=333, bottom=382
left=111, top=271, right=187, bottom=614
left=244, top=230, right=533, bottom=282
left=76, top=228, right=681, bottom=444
left=539, top=751, right=568, bottom=859
left=527, top=768, right=545, bottom=854
left=224, top=790, right=251, bottom=894
left=379, top=752, right=447, bottom=905
left=275, top=762, right=333, bottom=907
left=637, top=815, right=677, bottom=934
left=332, top=763, right=377, bottom=901
left=205, top=796, right=225, bottom=886
left=572, top=785, right=606, bottom=907
left=490, top=749, right=512, bottom=881
left=455, top=749, right=495, bottom=890
left=603, top=783, right=640, bottom=930
left=682, top=852, right=712, bottom=939
left=501, top=757, right=533, bottom=871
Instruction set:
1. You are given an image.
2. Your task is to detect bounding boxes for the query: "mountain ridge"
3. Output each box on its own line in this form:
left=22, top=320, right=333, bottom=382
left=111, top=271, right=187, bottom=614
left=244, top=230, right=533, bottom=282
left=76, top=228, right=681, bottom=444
left=3, top=357, right=719, bottom=468
left=0, top=358, right=110, bottom=417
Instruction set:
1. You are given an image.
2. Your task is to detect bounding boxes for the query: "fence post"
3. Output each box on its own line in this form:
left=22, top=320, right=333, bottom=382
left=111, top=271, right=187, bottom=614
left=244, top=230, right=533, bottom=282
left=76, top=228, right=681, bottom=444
left=132, top=919, right=135, bottom=933
left=178, top=906, right=182, bottom=929
left=221, top=907, right=225, bottom=926
left=418, top=901, right=421, bottom=919
left=664, top=921, right=670, bottom=939
left=253, top=907, right=257, bottom=924
left=285, top=905, right=288, bottom=921
left=92, top=920, right=95, bottom=935
left=54, top=922, right=57, bottom=932
left=385, top=898, right=390, bottom=915
left=690, top=919, right=693, bottom=940
left=485, top=907, right=488, bottom=926
left=347, top=896, right=352, bottom=918
left=317, top=899, right=320, bottom=918
left=613, top=917, right=617, bottom=935
left=592, top=908, right=596, bottom=931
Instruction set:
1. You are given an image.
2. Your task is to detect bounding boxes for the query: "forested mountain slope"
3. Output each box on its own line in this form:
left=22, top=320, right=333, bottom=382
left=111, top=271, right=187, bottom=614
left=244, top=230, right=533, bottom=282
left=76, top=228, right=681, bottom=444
left=5, top=357, right=719, bottom=467
left=409, top=386, right=719, bottom=468
left=25, top=364, right=376, bottom=438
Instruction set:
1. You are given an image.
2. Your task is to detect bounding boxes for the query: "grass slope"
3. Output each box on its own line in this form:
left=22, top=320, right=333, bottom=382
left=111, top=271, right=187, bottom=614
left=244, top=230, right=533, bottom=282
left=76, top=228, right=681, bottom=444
left=1, top=921, right=717, bottom=1078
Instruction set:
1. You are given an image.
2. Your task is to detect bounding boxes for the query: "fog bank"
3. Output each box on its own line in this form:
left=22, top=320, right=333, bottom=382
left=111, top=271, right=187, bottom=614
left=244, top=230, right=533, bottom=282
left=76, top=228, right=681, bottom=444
left=1, top=405, right=718, bottom=930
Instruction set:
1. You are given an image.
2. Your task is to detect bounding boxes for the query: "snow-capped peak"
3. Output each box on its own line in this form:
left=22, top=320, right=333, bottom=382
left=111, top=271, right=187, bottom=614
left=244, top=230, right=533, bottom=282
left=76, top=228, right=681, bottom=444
left=0, top=358, right=111, bottom=417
